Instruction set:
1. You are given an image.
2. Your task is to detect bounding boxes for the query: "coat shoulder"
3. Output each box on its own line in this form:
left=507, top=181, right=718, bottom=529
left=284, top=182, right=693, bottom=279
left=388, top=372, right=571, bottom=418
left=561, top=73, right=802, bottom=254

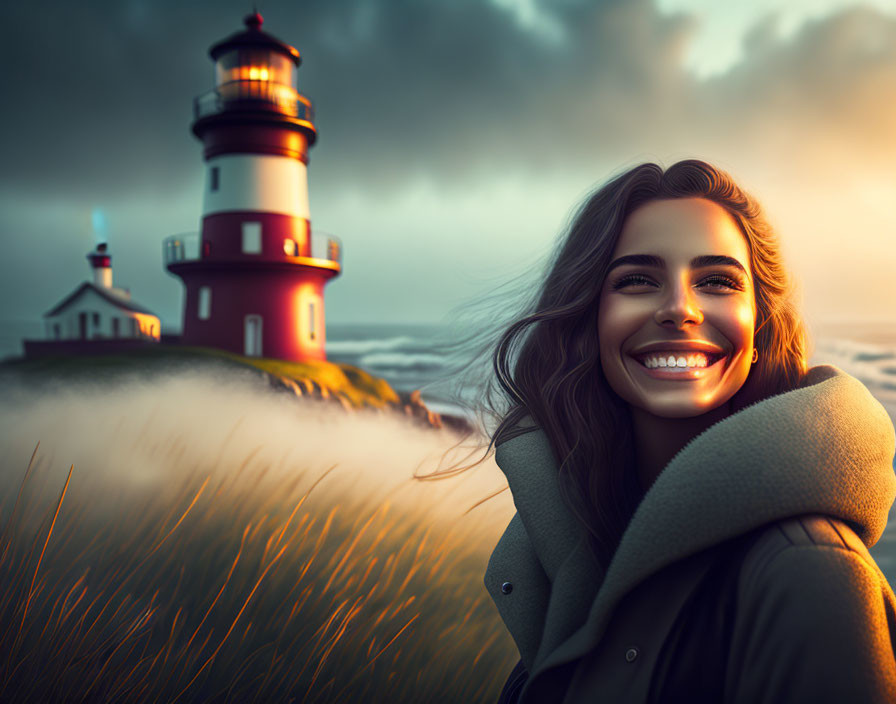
left=725, top=514, right=896, bottom=703
left=741, top=514, right=881, bottom=585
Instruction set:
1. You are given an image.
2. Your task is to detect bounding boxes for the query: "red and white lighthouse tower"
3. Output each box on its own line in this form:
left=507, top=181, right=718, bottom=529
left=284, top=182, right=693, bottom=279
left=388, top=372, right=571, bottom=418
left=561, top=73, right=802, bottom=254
left=165, top=13, right=340, bottom=361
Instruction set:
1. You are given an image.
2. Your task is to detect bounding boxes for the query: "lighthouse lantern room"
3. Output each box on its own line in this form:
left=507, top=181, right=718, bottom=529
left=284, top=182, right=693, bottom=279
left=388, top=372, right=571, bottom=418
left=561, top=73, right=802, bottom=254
left=164, top=13, right=340, bottom=361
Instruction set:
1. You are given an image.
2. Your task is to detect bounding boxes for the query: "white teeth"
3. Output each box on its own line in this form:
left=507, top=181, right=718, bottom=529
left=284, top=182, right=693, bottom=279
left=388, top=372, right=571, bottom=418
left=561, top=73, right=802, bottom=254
left=640, top=352, right=714, bottom=369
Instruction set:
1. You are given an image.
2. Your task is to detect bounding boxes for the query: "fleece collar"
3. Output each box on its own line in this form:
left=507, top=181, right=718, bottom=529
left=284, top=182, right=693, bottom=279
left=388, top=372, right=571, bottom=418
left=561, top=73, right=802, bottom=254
left=495, top=364, right=896, bottom=674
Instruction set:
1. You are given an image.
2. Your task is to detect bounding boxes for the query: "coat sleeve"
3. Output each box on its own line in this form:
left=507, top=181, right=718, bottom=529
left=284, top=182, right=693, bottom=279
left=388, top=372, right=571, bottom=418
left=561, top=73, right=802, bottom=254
left=726, top=544, right=896, bottom=704
left=496, top=658, right=528, bottom=704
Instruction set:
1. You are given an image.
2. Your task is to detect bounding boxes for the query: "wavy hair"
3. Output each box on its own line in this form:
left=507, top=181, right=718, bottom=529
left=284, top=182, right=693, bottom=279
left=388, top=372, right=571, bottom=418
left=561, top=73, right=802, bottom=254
left=459, top=159, right=810, bottom=568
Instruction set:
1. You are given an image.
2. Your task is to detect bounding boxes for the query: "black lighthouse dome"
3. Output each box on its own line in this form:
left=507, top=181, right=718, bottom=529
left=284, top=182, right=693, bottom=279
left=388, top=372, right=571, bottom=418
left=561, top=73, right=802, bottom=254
left=209, top=12, right=301, bottom=67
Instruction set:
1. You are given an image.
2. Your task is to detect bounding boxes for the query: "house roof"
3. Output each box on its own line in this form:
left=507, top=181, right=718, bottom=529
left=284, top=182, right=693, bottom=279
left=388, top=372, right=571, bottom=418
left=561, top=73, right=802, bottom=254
left=44, top=282, right=158, bottom=318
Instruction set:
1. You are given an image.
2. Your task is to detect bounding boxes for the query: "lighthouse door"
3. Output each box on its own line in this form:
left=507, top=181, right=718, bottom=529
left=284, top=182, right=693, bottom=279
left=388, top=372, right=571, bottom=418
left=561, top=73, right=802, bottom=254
left=244, top=315, right=263, bottom=357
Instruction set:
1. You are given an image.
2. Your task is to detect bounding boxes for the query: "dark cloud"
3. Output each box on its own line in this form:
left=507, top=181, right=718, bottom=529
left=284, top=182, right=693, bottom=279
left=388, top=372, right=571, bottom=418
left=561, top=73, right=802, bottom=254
left=3, top=0, right=695, bottom=200
left=2, top=0, right=895, bottom=333
left=5, top=0, right=896, bottom=201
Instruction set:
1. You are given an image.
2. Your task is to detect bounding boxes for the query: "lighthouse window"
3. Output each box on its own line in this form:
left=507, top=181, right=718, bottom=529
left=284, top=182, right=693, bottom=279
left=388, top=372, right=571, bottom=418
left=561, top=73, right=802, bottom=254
left=283, top=239, right=296, bottom=256
left=242, top=222, right=262, bottom=254
left=210, top=166, right=220, bottom=192
left=198, top=286, right=212, bottom=320
left=309, top=302, right=316, bottom=341
left=244, top=315, right=263, bottom=357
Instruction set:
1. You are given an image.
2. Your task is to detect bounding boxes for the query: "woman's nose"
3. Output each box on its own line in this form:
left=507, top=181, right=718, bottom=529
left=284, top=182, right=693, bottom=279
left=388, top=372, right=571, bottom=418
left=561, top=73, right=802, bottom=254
left=654, top=282, right=704, bottom=328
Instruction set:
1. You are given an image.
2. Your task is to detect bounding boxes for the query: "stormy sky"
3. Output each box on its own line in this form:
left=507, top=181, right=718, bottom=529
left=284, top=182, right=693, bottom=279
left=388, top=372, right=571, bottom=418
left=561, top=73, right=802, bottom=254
left=3, top=0, right=896, bottom=344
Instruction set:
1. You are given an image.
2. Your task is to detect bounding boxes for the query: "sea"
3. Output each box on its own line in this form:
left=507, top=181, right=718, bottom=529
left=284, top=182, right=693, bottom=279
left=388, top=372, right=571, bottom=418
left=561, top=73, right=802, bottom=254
left=325, top=323, right=455, bottom=399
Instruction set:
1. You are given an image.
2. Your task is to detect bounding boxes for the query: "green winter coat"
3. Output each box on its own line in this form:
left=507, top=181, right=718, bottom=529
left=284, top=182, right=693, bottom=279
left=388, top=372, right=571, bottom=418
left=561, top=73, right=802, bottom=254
left=484, top=365, right=896, bottom=703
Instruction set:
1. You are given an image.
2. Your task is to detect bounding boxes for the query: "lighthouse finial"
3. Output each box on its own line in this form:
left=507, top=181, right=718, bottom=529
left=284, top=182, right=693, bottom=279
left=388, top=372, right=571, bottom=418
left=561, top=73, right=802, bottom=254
left=245, top=9, right=263, bottom=30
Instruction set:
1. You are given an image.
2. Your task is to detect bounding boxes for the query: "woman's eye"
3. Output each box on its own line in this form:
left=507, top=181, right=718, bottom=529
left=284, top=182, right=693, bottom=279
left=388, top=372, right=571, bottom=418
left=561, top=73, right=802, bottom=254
left=611, top=273, right=744, bottom=291
left=611, top=274, right=656, bottom=290
left=699, top=274, right=743, bottom=291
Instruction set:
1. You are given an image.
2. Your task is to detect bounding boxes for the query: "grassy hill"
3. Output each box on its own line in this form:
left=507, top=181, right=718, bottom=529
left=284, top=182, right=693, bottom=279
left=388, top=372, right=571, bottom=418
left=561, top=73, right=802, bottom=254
left=0, top=345, right=464, bottom=432
left=0, top=346, right=399, bottom=408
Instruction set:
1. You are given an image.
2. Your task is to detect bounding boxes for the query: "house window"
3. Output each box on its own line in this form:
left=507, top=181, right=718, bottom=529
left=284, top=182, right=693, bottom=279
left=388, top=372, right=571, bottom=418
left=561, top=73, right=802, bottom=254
left=309, top=302, right=316, bottom=341
left=242, top=222, right=262, bottom=254
left=210, top=166, right=220, bottom=192
left=53, top=323, right=61, bottom=339
left=244, top=315, right=263, bottom=357
left=92, top=312, right=100, bottom=328
left=79, top=312, right=87, bottom=339
left=131, top=318, right=138, bottom=336
left=112, top=318, right=120, bottom=337
left=198, top=286, right=212, bottom=320
left=283, top=239, right=296, bottom=256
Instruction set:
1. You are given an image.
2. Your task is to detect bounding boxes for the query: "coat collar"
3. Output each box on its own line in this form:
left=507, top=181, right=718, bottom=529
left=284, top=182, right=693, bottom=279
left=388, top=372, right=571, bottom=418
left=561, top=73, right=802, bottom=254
left=495, top=365, right=896, bottom=676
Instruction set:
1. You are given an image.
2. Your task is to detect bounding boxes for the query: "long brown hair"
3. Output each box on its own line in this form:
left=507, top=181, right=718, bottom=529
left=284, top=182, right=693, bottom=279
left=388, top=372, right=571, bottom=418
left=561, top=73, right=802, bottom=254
left=456, top=159, right=810, bottom=568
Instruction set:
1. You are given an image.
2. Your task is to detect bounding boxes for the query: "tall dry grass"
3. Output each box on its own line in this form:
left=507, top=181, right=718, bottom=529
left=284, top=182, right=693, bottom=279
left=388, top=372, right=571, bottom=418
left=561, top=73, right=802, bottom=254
left=0, top=369, right=518, bottom=702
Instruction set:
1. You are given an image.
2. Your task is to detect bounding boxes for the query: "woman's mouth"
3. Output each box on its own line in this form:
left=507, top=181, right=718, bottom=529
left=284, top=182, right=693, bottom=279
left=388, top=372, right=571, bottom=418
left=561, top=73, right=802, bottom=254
left=629, top=351, right=726, bottom=379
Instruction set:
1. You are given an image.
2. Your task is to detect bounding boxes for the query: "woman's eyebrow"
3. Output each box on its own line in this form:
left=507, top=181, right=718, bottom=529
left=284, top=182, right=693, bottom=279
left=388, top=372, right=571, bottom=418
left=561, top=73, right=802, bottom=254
left=607, top=254, right=748, bottom=277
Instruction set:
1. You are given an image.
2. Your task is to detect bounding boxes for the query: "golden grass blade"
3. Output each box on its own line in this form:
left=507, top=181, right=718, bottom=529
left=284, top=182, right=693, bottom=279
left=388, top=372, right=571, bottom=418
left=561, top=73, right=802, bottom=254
left=144, top=474, right=211, bottom=561
left=0, top=441, right=40, bottom=566
left=59, top=472, right=214, bottom=668
left=273, top=463, right=339, bottom=551
left=320, top=502, right=387, bottom=595
left=178, top=522, right=251, bottom=667
left=4, top=463, right=72, bottom=687
left=170, top=540, right=290, bottom=704
left=306, top=596, right=365, bottom=694
left=324, top=613, right=420, bottom=704
left=463, top=484, right=510, bottom=515
left=82, top=606, right=155, bottom=698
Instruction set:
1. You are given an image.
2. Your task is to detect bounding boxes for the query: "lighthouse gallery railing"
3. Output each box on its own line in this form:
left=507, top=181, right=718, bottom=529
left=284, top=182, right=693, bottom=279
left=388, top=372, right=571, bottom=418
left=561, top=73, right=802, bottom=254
left=163, top=232, right=341, bottom=266
left=194, top=81, right=314, bottom=122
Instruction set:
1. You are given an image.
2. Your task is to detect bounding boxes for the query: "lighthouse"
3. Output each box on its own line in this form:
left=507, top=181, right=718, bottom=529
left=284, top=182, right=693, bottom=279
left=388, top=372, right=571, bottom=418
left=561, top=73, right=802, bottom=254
left=164, top=13, right=340, bottom=361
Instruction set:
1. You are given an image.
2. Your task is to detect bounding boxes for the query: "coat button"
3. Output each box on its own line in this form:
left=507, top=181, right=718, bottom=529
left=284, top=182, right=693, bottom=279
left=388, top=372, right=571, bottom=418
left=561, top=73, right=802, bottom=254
left=501, top=582, right=513, bottom=594
left=624, top=647, right=639, bottom=663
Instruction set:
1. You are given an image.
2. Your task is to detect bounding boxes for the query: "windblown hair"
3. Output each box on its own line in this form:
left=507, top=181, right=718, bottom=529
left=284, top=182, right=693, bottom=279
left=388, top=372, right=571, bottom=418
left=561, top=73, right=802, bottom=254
left=480, top=159, right=809, bottom=568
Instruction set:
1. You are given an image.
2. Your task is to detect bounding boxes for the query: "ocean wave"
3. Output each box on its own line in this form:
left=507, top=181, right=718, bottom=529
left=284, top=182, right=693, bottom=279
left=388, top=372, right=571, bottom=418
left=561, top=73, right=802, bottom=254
left=814, top=337, right=894, bottom=357
left=812, top=338, right=896, bottom=393
left=326, top=336, right=418, bottom=354
left=359, top=352, right=446, bottom=371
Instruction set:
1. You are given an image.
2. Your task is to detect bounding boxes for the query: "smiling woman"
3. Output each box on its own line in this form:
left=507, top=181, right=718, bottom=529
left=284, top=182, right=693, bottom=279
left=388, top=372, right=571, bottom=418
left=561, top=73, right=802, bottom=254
left=465, top=160, right=896, bottom=703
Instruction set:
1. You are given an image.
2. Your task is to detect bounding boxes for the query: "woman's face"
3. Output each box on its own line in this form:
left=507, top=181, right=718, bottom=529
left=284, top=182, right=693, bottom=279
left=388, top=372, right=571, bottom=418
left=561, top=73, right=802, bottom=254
left=597, top=197, right=757, bottom=419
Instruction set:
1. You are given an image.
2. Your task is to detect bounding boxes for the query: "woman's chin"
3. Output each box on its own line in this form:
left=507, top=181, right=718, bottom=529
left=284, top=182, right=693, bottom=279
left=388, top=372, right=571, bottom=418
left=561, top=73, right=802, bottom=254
left=631, top=392, right=732, bottom=420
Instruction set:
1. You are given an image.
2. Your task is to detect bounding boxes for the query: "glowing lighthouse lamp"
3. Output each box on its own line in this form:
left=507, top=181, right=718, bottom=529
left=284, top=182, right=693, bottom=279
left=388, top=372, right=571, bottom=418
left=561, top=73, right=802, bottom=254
left=164, top=12, right=341, bottom=361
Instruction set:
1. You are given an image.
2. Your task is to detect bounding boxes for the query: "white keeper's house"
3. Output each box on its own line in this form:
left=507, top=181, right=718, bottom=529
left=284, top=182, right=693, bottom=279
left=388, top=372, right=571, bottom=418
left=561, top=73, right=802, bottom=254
left=23, top=243, right=161, bottom=357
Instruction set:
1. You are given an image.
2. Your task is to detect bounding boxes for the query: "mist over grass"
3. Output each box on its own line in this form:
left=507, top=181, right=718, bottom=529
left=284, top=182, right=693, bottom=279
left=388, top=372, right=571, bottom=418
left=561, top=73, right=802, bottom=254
left=0, top=368, right=518, bottom=702
left=5, top=341, right=893, bottom=700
